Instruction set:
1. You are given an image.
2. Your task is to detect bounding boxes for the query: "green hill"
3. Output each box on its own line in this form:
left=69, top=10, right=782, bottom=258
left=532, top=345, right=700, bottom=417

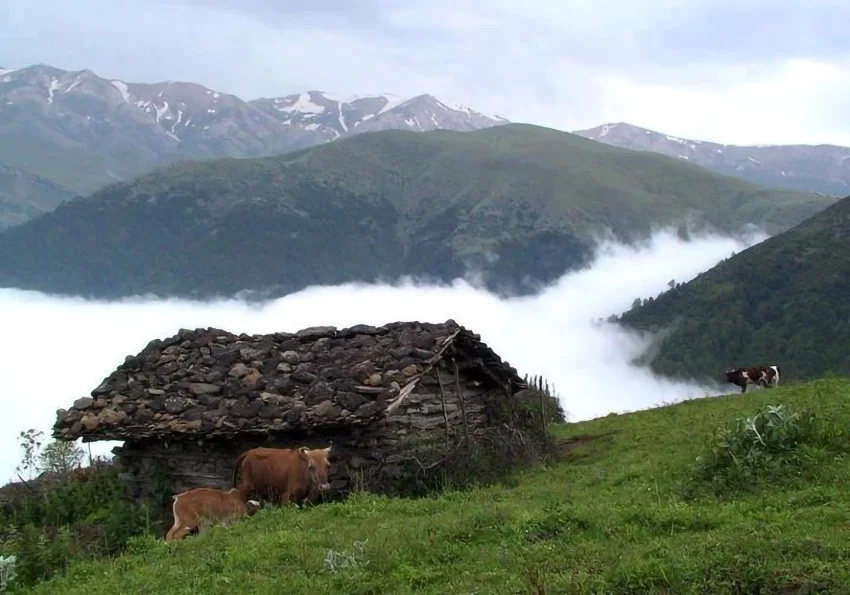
left=19, top=377, right=850, bottom=594
left=617, top=195, right=850, bottom=383
left=0, top=164, right=76, bottom=230
left=0, top=124, right=834, bottom=300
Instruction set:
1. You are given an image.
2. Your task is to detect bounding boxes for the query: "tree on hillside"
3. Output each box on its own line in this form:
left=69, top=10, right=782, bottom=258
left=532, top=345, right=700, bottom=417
left=15, top=429, right=84, bottom=481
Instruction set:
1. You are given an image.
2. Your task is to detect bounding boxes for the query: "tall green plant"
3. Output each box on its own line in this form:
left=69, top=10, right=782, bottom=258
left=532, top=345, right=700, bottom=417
left=691, top=403, right=844, bottom=496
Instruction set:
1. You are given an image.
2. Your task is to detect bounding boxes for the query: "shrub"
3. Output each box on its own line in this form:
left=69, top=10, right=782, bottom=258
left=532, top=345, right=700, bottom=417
left=689, top=403, right=845, bottom=497
left=0, top=555, right=15, bottom=592
left=0, top=462, right=161, bottom=591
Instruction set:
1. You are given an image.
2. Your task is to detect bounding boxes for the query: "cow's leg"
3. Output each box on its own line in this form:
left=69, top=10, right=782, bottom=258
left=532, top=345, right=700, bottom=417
left=166, top=521, right=193, bottom=542
left=165, top=521, right=180, bottom=542
left=167, top=524, right=194, bottom=541
left=740, top=383, right=747, bottom=393
left=166, top=498, right=183, bottom=541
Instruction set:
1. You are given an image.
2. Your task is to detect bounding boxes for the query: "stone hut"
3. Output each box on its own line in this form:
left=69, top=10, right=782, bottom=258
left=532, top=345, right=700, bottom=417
left=52, top=319, right=555, bottom=505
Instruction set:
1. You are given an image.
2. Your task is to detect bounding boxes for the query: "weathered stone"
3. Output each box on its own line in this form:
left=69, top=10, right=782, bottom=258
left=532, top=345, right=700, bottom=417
left=350, top=360, right=375, bottom=381
left=291, top=369, right=317, bottom=384
left=240, top=347, right=265, bottom=361
left=135, top=408, right=154, bottom=424
left=401, top=364, right=420, bottom=377
left=241, top=369, right=263, bottom=388
left=296, top=325, right=337, bottom=339
left=100, top=409, right=128, bottom=425
left=146, top=388, right=165, bottom=396
left=281, top=350, right=300, bottom=365
left=158, top=361, right=180, bottom=375
left=229, top=363, right=249, bottom=378
left=73, top=397, right=94, bottom=410
left=354, top=401, right=382, bottom=418
left=113, top=395, right=127, bottom=406
left=365, top=373, right=383, bottom=386
left=276, top=362, right=293, bottom=373
left=188, top=383, right=221, bottom=396
left=258, top=404, right=280, bottom=419
left=231, top=398, right=262, bottom=418
left=389, top=346, right=411, bottom=359
left=93, top=398, right=108, bottom=409
left=80, top=415, right=99, bottom=430
left=205, top=370, right=224, bottom=383
left=90, top=378, right=111, bottom=396
left=306, top=381, right=332, bottom=405
left=164, top=397, right=191, bottom=414
left=127, top=380, right=146, bottom=399
left=312, top=400, right=338, bottom=419
left=335, top=391, right=368, bottom=411
left=285, top=405, right=306, bottom=424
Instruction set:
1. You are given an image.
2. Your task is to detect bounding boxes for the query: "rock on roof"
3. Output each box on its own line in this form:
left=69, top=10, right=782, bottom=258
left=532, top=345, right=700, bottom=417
left=52, top=319, right=526, bottom=442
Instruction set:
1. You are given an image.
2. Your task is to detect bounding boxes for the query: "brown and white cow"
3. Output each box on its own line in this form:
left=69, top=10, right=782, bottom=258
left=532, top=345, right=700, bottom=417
left=165, top=487, right=261, bottom=542
left=725, top=365, right=781, bottom=393
left=232, top=445, right=333, bottom=506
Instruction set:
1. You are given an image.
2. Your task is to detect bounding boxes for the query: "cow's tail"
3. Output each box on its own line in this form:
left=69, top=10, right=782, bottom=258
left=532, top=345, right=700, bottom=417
left=232, top=451, right=248, bottom=487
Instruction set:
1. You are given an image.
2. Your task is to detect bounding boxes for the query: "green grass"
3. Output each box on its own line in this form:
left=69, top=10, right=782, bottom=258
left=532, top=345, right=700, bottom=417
left=25, top=377, right=850, bottom=594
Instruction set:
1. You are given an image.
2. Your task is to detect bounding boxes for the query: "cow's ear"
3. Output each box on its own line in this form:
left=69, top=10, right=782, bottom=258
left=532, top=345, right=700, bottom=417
left=324, top=445, right=332, bottom=455
left=298, top=446, right=309, bottom=460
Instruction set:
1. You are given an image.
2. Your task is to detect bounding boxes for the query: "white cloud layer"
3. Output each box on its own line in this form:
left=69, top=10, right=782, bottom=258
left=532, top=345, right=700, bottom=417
left=0, top=228, right=767, bottom=485
left=3, top=0, right=850, bottom=145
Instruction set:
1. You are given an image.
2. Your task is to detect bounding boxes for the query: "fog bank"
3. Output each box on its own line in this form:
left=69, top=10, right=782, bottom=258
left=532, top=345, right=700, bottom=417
left=0, top=227, right=766, bottom=485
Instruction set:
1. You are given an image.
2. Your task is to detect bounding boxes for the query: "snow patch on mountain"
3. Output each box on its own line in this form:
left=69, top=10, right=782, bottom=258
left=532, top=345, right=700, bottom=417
left=46, top=78, right=60, bottom=104
left=277, top=92, right=325, bottom=115
left=111, top=80, right=131, bottom=103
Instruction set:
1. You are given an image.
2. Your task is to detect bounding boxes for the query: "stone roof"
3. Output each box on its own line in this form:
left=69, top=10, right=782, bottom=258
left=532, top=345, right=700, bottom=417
left=52, top=319, right=526, bottom=442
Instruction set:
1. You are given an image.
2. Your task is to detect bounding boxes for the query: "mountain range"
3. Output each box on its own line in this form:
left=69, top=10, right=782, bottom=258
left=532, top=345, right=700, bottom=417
left=4, top=63, right=850, bottom=232
left=618, top=193, right=850, bottom=382
left=574, top=122, right=850, bottom=197
left=0, top=63, right=505, bottom=217
left=0, top=123, right=833, bottom=301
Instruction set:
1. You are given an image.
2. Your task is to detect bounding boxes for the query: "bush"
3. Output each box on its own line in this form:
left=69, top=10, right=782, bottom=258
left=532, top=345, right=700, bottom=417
left=689, top=403, right=845, bottom=497
left=0, top=462, right=161, bottom=591
left=0, top=555, right=15, bottom=592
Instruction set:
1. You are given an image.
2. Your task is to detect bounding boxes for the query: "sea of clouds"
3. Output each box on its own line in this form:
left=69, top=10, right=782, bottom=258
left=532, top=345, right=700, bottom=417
left=0, top=227, right=767, bottom=485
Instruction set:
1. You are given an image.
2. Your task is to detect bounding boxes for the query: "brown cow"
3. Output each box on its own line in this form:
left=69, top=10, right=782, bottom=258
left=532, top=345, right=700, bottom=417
left=232, top=445, right=333, bottom=505
left=725, top=365, right=782, bottom=393
left=165, top=487, right=261, bottom=542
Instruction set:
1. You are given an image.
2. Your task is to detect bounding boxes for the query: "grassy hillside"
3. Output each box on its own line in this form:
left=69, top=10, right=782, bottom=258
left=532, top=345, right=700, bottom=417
left=618, top=195, right=850, bottom=383
left=0, top=124, right=834, bottom=300
left=20, top=376, right=850, bottom=594
left=0, top=164, right=76, bottom=230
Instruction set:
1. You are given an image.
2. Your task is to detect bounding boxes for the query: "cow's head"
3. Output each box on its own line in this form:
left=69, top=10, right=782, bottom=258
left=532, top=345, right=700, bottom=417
left=299, top=445, right=333, bottom=493
left=246, top=499, right=262, bottom=516
left=724, top=368, right=739, bottom=382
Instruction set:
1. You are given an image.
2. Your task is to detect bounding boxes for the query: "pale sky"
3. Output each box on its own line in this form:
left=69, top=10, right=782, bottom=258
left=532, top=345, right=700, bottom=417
left=3, top=0, right=850, bottom=145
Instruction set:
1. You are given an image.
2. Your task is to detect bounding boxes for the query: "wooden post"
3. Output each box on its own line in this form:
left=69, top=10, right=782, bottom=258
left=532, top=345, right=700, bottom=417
left=434, top=368, right=451, bottom=444
left=539, top=387, right=547, bottom=436
left=452, top=358, right=469, bottom=438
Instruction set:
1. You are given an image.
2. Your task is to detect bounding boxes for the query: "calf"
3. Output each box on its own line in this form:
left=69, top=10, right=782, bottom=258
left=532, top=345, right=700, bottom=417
left=165, top=487, right=261, bottom=542
left=232, top=445, right=332, bottom=506
left=725, top=365, right=781, bottom=393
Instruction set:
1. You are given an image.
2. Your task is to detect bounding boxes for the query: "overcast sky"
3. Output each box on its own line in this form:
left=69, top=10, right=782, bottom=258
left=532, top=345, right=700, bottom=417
left=3, top=0, right=850, bottom=145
